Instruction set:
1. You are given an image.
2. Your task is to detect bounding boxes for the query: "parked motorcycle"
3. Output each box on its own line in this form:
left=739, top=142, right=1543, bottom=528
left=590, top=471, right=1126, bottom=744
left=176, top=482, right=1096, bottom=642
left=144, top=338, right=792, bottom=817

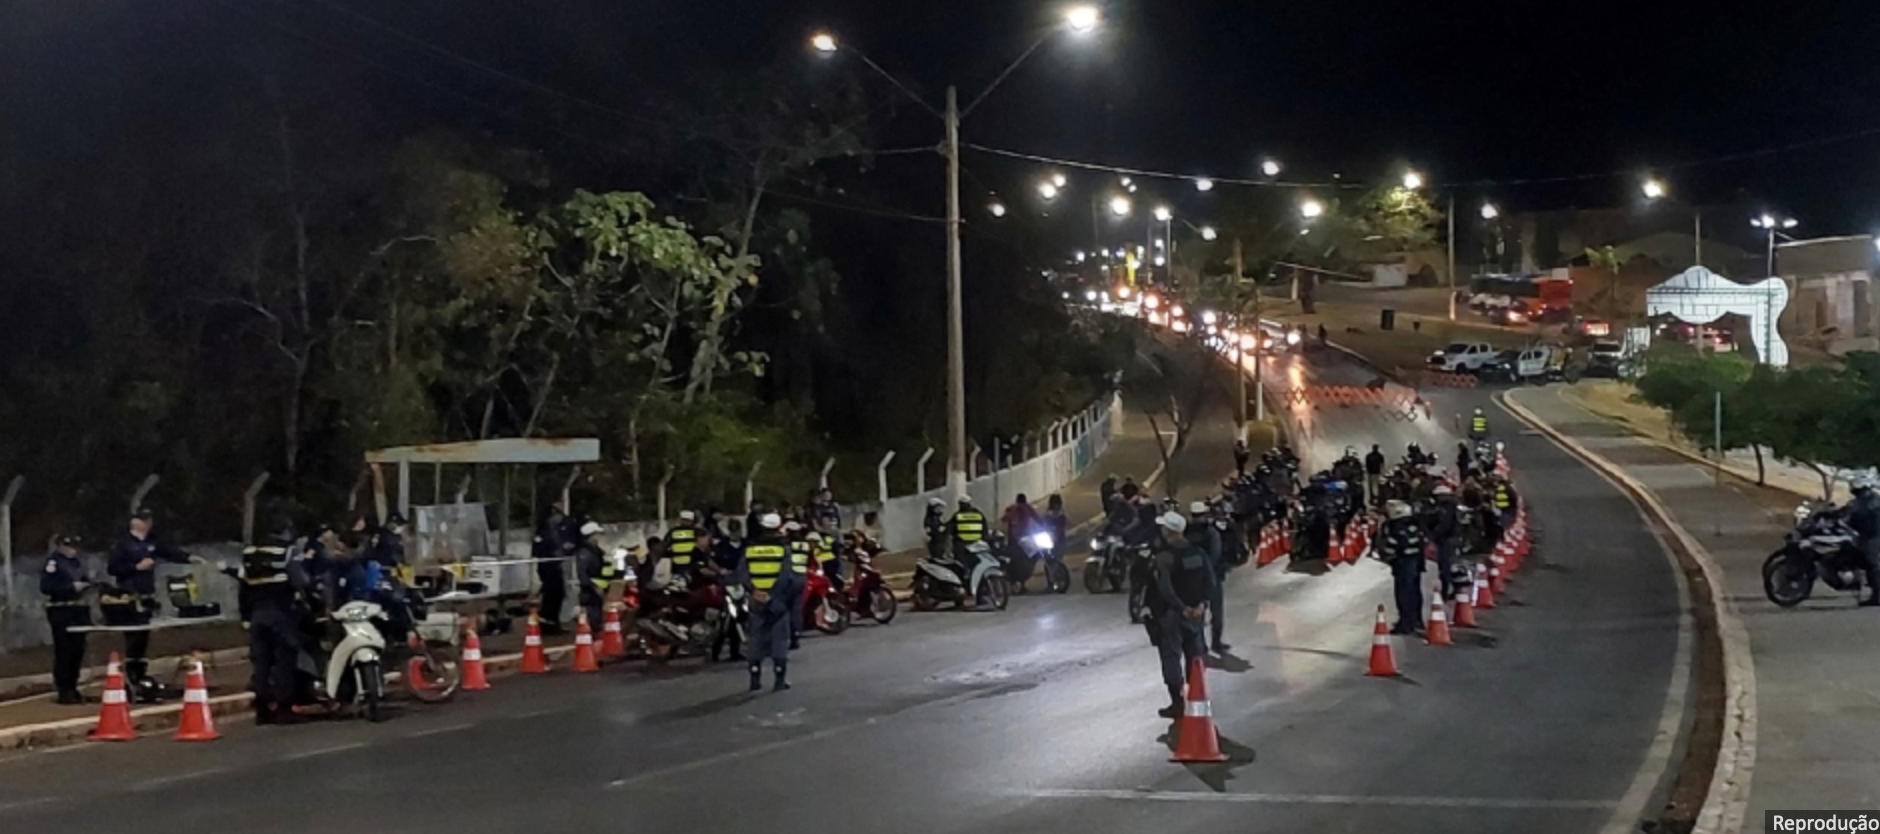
left=304, top=600, right=393, bottom=722
left=1002, top=530, right=1071, bottom=594
left=1124, top=545, right=1156, bottom=624
left=802, top=564, right=852, bottom=634
left=1083, top=534, right=1132, bottom=594
left=844, top=542, right=898, bottom=624
left=638, top=585, right=734, bottom=660
left=911, top=542, right=1009, bottom=611
left=1764, top=503, right=1867, bottom=607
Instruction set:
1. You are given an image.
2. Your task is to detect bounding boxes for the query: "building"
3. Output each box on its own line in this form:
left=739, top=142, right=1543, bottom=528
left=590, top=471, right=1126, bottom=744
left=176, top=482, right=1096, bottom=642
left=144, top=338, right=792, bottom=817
left=1776, top=235, right=1878, bottom=356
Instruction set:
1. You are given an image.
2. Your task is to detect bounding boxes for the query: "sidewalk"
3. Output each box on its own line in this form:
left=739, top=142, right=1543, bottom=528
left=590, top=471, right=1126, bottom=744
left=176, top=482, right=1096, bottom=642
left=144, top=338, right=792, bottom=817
left=1508, top=384, right=1879, bottom=822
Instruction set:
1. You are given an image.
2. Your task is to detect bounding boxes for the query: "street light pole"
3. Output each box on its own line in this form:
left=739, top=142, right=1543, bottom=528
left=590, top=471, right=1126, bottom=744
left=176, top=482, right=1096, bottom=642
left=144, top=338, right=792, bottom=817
left=945, top=86, right=968, bottom=497
left=1446, top=191, right=1458, bottom=321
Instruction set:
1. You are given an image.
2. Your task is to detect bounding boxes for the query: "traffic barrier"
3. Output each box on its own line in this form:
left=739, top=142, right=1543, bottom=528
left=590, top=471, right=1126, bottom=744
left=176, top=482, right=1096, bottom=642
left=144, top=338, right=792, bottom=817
left=460, top=627, right=491, bottom=691
left=1365, top=606, right=1400, bottom=677
left=1474, top=564, right=1497, bottom=610
left=1279, top=519, right=1292, bottom=556
left=172, top=661, right=219, bottom=742
left=600, top=603, right=627, bottom=659
left=1255, top=522, right=1281, bottom=568
left=572, top=611, right=600, bottom=674
left=88, top=652, right=136, bottom=742
left=1452, top=584, right=1479, bottom=628
left=521, top=609, right=550, bottom=674
left=1424, top=371, right=1480, bottom=389
left=1170, top=656, right=1228, bottom=763
left=1425, top=597, right=1453, bottom=647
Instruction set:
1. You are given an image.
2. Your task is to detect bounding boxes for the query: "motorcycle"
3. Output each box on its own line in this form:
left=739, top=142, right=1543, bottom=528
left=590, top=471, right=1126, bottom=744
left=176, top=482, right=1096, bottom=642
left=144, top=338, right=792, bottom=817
left=638, top=584, right=736, bottom=661
left=305, top=600, right=393, bottom=722
left=802, top=563, right=852, bottom=634
left=1123, top=545, right=1156, bottom=624
left=1003, top=530, right=1071, bottom=594
left=1082, top=533, right=1131, bottom=594
left=911, top=542, right=1009, bottom=611
left=1764, top=503, right=1867, bottom=607
left=844, top=542, right=898, bottom=624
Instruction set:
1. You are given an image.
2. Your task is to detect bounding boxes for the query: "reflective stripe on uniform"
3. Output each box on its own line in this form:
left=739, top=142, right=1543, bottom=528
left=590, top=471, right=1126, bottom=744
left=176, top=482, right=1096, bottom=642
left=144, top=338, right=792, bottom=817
left=789, top=542, right=811, bottom=571
left=1471, top=417, right=1489, bottom=434
left=954, top=511, right=986, bottom=543
left=669, top=527, right=697, bottom=566
left=746, top=544, right=787, bottom=591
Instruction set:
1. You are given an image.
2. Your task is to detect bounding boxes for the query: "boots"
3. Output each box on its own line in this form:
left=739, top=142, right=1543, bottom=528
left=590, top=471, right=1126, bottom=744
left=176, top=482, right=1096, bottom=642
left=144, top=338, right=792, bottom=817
left=1157, top=685, right=1183, bottom=719
left=772, top=663, right=791, bottom=692
left=748, top=664, right=763, bottom=693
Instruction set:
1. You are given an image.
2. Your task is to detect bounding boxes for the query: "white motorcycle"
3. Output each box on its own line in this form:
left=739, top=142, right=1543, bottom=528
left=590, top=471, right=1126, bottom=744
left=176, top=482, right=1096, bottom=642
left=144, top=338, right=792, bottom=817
left=911, top=542, right=1009, bottom=612
left=310, top=600, right=392, bottom=722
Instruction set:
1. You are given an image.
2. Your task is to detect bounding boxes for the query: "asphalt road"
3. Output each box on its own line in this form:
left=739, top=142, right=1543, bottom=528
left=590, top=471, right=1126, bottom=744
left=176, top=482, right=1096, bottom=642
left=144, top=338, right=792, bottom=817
left=0, top=349, right=1688, bottom=834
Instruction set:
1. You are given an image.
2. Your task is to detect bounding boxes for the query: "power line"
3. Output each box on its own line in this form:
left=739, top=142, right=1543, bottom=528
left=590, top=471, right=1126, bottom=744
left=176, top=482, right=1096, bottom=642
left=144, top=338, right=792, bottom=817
left=965, top=143, right=1365, bottom=189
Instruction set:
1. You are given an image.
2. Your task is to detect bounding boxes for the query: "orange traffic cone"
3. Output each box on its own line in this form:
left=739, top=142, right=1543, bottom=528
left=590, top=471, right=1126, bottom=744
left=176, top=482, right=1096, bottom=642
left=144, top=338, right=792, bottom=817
left=405, top=633, right=437, bottom=695
left=1169, top=656, right=1229, bottom=763
left=1366, top=605, right=1400, bottom=677
left=88, top=652, right=136, bottom=742
left=600, top=603, right=627, bottom=659
left=1279, top=520, right=1292, bottom=557
left=461, top=627, right=491, bottom=691
left=1425, top=596, right=1453, bottom=647
left=521, top=609, right=550, bottom=674
left=1452, top=585, right=1479, bottom=628
left=572, top=611, right=600, bottom=674
left=1490, top=552, right=1508, bottom=593
left=1475, top=564, right=1497, bottom=610
left=172, top=660, right=219, bottom=742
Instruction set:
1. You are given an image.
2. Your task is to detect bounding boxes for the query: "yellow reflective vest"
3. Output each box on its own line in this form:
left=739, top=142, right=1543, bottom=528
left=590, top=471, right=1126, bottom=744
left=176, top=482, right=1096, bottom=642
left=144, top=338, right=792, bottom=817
left=952, top=509, right=987, bottom=543
left=745, top=543, right=788, bottom=591
left=668, top=525, right=699, bottom=567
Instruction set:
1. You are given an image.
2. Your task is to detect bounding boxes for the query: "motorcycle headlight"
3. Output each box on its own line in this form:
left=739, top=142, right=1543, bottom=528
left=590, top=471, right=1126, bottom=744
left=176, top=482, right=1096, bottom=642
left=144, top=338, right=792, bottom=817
left=1794, top=504, right=1813, bottom=524
left=341, top=606, right=374, bottom=624
left=1285, top=331, right=1301, bottom=345
left=1029, top=532, right=1054, bottom=551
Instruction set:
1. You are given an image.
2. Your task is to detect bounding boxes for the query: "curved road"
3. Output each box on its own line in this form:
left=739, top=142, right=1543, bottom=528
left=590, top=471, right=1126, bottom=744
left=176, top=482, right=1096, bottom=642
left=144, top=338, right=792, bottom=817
left=0, top=347, right=1689, bottom=834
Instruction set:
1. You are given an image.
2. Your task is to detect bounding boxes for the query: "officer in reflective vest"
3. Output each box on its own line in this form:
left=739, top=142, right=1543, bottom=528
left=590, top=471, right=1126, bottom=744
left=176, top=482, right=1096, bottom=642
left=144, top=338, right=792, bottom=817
left=238, top=522, right=310, bottom=725
left=809, top=531, right=842, bottom=590
left=949, top=497, right=988, bottom=553
left=668, top=509, right=703, bottom=580
left=1492, top=477, right=1518, bottom=526
left=575, top=521, right=618, bottom=629
left=786, top=523, right=813, bottom=650
left=41, top=534, right=92, bottom=705
left=1470, top=407, right=1490, bottom=439
left=742, top=513, right=801, bottom=692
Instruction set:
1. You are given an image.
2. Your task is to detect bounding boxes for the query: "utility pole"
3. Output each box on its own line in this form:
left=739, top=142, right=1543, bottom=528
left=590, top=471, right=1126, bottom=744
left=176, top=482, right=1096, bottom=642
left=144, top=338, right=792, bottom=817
left=945, top=86, right=968, bottom=499
left=1233, top=238, right=1248, bottom=442
left=1694, top=208, right=1704, bottom=268
left=1446, top=191, right=1458, bottom=321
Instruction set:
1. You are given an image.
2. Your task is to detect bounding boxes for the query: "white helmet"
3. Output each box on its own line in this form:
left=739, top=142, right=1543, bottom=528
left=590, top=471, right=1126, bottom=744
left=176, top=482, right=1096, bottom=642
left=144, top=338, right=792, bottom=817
left=928, top=497, right=946, bottom=509
left=1433, top=484, right=1455, bottom=497
left=784, top=521, right=803, bottom=533
left=758, top=513, right=782, bottom=530
left=1157, top=512, right=1188, bottom=534
left=1474, top=407, right=1484, bottom=416
left=807, top=532, right=823, bottom=544
left=678, top=509, right=697, bottom=523
left=1385, top=500, right=1413, bottom=520
left=1188, top=501, right=1210, bottom=515
left=580, top=521, right=604, bottom=537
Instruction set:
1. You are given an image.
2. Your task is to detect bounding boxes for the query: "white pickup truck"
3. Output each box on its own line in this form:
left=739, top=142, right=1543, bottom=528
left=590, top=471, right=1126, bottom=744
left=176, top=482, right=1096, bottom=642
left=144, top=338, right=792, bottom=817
left=1426, top=342, right=1499, bottom=373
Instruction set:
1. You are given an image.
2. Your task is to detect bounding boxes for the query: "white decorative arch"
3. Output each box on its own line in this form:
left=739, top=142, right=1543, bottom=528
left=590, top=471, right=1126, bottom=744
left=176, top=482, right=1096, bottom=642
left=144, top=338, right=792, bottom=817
left=1645, top=266, right=1792, bottom=367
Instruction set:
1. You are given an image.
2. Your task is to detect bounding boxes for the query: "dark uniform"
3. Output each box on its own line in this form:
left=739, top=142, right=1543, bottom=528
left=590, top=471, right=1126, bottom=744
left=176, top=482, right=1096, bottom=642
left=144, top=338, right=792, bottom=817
left=1150, top=532, right=1215, bottom=717
left=533, top=513, right=572, bottom=632
left=238, top=535, right=309, bottom=724
left=574, top=537, right=617, bottom=629
left=742, top=531, right=801, bottom=691
left=1364, top=446, right=1387, bottom=504
left=1849, top=484, right=1880, bottom=606
left=923, top=504, right=949, bottom=561
left=41, top=538, right=91, bottom=704
left=1427, top=496, right=1460, bottom=599
left=1377, top=513, right=1429, bottom=634
left=1185, top=512, right=1229, bottom=653
left=105, top=516, right=193, bottom=693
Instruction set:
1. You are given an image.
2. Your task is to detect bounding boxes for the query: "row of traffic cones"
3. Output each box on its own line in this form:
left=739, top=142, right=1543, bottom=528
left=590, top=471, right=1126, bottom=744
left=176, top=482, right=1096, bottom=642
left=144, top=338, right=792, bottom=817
left=522, top=604, right=629, bottom=675
left=1365, top=502, right=1533, bottom=677
left=1253, top=520, right=1292, bottom=567
left=88, top=652, right=219, bottom=742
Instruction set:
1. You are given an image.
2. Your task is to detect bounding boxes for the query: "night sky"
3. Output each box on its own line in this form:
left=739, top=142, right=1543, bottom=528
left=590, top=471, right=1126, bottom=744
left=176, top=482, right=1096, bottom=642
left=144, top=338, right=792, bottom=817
left=11, top=1, right=1880, bottom=234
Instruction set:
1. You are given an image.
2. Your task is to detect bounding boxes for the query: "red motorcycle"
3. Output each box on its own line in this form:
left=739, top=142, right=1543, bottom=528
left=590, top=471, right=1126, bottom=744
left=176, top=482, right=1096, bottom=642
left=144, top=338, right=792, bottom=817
left=843, top=539, right=899, bottom=625
left=802, top=562, right=852, bottom=635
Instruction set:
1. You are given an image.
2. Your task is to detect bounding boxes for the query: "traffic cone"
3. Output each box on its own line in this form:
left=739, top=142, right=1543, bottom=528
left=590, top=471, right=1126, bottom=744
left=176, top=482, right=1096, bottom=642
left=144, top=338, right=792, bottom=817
left=1490, top=553, right=1508, bottom=593
left=1258, top=523, right=1280, bottom=567
left=1279, top=520, right=1292, bottom=557
left=405, top=634, right=436, bottom=694
left=1475, top=564, right=1497, bottom=610
left=460, top=626, right=491, bottom=691
left=172, top=660, right=219, bottom=742
left=1366, top=605, right=1400, bottom=677
left=600, top=603, right=627, bottom=659
left=521, top=608, right=550, bottom=674
left=1425, top=597, right=1453, bottom=647
left=1169, top=656, right=1228, bottom=763
left=88, top=652, right=136, bottom=742
left=1452, top=585, right=1479, bottom=628
left=572, top=611, right=600, bottom=674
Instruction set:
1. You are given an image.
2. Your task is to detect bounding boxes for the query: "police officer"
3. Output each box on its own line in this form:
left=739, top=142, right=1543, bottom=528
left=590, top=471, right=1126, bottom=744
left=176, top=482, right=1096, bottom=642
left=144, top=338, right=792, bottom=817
left=1148, top=512, right=1214, bottom=718
left=105, top=508, right=199, bottom=697
left=42, top=534, right=92, bottom=705
left=238, top=521, right=311, bottom=725
left=1470, top=407, right=1490, bottom=440
left=784, top=522, right=813, bottom=649
left=533, top=505, right=571, bottom=635
left=1377, top=500, right=1429, bottom=635
left=1232, top=440, right=1251, bottom=476
left=1848, top=474, right=1880, bottom=607
left=668, top=509, right=704, bottom=582
left=949, top=496, right=988, bottom=554
left=741, top=513, right=799, bottom=691
left=1186, top=501, right=1230, bottom=654
left=808, top=531, right=842, bottom=592
left=371, top=513, right=406, bottom=569
left=1490, top=475, right=1520, bottom=529
left=1427, top=484, right=1461, bottom=600
left=574, top=521, right=616, bottom=629
left=1364, top=444, right=1387, bottom=505
left=922, top=498, right=949, bottom=561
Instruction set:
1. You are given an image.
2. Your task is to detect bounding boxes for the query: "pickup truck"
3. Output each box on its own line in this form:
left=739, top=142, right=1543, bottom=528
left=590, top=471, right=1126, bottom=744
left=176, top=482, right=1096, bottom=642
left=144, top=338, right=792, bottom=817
left=1483, top=344, right=1567, bottom=383
left=1426, top=342, right=1500, bottom=373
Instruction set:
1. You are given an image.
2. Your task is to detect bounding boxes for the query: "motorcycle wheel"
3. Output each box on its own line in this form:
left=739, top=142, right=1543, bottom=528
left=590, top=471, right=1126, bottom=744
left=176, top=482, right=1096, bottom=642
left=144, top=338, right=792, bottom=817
left=1126, top=584, right=1147, bottom=624
left=983, top=577, right=1011, bottom=611
left=1045, top=560, right=1072, bottom=595
left=814, top=599, right=850, bottom=635
left=911, top=576, right=940, bottom=612
left=359, top=661, right=387, bottom=723
left=1762, top=550, right=1815, bottom=608
left=402, top=642, right=461, bottom=704
left=1082, top=560, right=1106, bottom=594
left=868, top=588, right=898, bottom=624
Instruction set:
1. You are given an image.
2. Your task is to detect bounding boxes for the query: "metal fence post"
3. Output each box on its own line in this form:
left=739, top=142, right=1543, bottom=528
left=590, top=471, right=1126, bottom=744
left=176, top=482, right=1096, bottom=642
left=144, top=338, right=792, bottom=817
left=129, top=474, right=159, bottom=515
left=876, top=452, right=897, bottom=504
left=916, top=448, right=935, bottom=495
left=745, top=461, right=764, bottom=513
left=657, top=466, right=676, bottom=535
left=819, top=458, right=835, bottom=491
left=1, top=475, right=21, bottom=637
left=241, top=472, right=271, bottom=545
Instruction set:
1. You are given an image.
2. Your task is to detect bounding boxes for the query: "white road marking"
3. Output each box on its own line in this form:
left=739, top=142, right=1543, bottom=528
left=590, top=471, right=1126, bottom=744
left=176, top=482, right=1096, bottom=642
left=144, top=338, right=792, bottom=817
left=405, top=722, right=477, bottom=738
left=132, top=767, right=228, bottom=791
left=0, top=796, right=64, bottom=814
left=1021, top=787, right=1617, bottom=811
left=281, top=741, right=369, bottom=761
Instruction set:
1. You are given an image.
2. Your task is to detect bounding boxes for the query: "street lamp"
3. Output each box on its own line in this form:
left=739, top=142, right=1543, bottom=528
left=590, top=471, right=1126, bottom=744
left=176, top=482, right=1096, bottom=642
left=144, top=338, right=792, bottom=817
left=1752, top=213, right=1800, bottom=277
left=1300, top=198, right=1325, bottom=219
left=1038, top=182, right=1059, bottom=201
left=1481, top=202, right=1500, bottom=220
left=811, top=12, right=1100, bottom=499
left=1643, top=178, right=1668, bottom=200
left=1109, top=195, right=1132, bottom=217
left=988, top=202, right=1008, bottom=218
left=1402, top=170, right=1424, bottom=191
left=1200, top=225, right=1218, bottom=241
left=1262, top=159, right=1282, bottom=178
left=1195, top=178, right=1215, bottom=192
left=1052, top=172, right=1067, bottom=188
left=1153, top=205, right=1173, bottom=223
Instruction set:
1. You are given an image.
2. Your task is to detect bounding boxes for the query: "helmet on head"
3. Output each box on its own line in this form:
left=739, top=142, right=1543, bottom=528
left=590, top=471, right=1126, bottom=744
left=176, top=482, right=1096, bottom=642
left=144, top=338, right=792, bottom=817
left=759, top=513, right=783, bottom=530
left=1433, top=484, right=1455, bottom=497
left=1157, top=512, right=1188, bottom=534
left=1386, top=500, right=1413, bottom=520
left=1189, top=501, right=1210, bottom=515
left=958, top=495, right=975, bottom=507
left=928, top=497, right=945, bottom=509
left=678, top=509, right=697, bottom=523
left=784, top=521, right=803, bottom=533
left=580, top=521, right=604, bottom=537
left=1474, top=407, right=1484, bottom=416
left=807, top=532, right=823, bottom=544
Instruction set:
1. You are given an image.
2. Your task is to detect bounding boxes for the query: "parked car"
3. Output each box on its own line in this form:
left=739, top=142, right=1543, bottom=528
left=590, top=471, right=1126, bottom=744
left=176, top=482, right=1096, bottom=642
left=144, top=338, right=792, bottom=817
left=1426, top=342, right=1500, bottom=373
left=1586, top=340, right=1627, bottom=377
left=1483, top=344, right=1567, bottom=384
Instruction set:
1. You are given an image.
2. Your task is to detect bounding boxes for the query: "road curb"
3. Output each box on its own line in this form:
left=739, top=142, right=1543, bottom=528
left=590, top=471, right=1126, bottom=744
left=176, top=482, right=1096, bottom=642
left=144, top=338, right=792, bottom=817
left=1498, top=390, right=1755, bottom=834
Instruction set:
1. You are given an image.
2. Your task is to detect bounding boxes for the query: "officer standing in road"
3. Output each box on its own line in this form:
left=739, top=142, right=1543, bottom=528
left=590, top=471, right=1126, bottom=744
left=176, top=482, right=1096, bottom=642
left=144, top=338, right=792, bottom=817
left=533, top=505, right=571, bottom=635
left=741, top=513, right=798, bottom=691
left=41, top=534, right=92, bottom=705
left=1848, top=474, right=1880, bottom=607
left=1427, top=484, right=1461, bottom=600
left=106, top=508, right=200, bottom=698
left=1148, top=512, right=1213, bottom=718
left=238, top=521, right=310, bottom=726
left=1187, top=501, right=1231, bottom=654
left=1364, top=444, right=1386, bottom=505
left=574, top=521, right=616, bottom=629
left=1233, top=441, right=1251, bottom=476
left=1490, top=475, right=1520, bottom=529
left=1377, top=500, right=1429, bottom=635
left=1469, top=407, right=1490, bottom=440
left=668, top=509, right=704, bottom=583
left=785, top=521, right=813, bottom=649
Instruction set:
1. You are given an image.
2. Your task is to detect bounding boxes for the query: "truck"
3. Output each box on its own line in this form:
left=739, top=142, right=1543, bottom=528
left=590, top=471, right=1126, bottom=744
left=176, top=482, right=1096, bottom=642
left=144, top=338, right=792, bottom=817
left=1426, top=342, right=1500, bottom=373
left=1483, top=344, right=1568, bottom=383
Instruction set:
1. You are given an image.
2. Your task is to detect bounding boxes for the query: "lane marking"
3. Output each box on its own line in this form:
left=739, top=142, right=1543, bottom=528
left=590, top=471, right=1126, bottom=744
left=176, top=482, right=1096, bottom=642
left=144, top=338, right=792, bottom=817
left=281, top=741, right=369, bottom=761
left=1021, top=787, right=1617, bottom=811
left=0, top=796, right=64, bottom=814
left=132, top=767, right=228, bottom=791
left=405, top=722, right=477, bottom=738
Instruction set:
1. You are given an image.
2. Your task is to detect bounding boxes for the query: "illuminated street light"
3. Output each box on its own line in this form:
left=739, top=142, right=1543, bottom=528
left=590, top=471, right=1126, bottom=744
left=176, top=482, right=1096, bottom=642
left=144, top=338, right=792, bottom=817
left=1084, top=289, right=1099, bottom=301
left=1052, top=173, right=1068, bottom=188
left=1153, top=205, right=1173, bottom=223
left=1119, top=176, right=1133, bottom=187
left=1109, top=195, right=1132, bottom=217
left=1038, top=182, right=1059, bottom=200
left=1402, top=170, right=1424, bottom=190
left=1752, top=213, right=1799, bottom=230
left=1153, top=239, right=1165, bottom=249
left=1153, top=255, right=1166, bottom=267
left=1262, top=159, right=1282, bottom=177
left=988, top=202, right=1007, bottom=217
left=1201, top=310, right=1219, bottom=326
left=1073, top=250, right=1086, bottom=262
left=1300, top=198, right=1325, bottom=219
left=1643, top=178, right=1667, bottom=200
left=1195, top=178, right=1215, bottom=192
left=810, top=32, right=838, bottom=53
left=1200, top=226, right=1218, bottom=241
left=1065, top=5, right=1101, bottom=33
left=1481, top=203, right=1500, bottom=220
